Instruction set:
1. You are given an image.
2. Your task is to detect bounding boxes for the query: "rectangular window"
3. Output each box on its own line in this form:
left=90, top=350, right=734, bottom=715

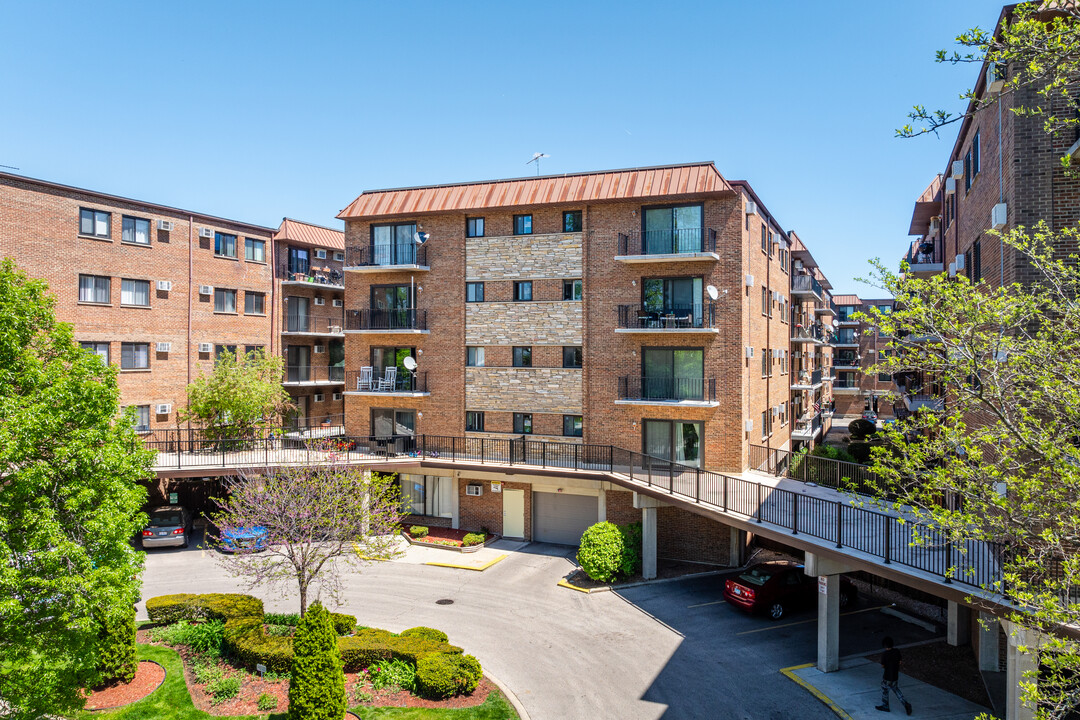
left=121, top=216, right=150, bottom=245
left=642, top=347, right=704, bottom=400
left=371, top=223, right=419, bottom=265
left=973, top=239, right=982, bottom=282
left=78, top=274, right=110, bottom=303
left=130, top=405, right=150, bottom=433
left=562, top=279, right=582, bottom=300
left=964, top=151, right=972, bottom=192
left=466, top=217, right=485, bottom=238
left=643, top=204, right=704, bottom=254
left=80, top=341, right=109, bottom=363
left=761, top=224, right=768, bottom=253
left=513, top=214, right=533, bottom=235
left=214, top=345, right=237, bottom=362
left=643, top=419, right=702, bottom=467
left=761, top=286, right=769, bottom=315
left=513, top=281, right=533, bottom=301
left=642, top=276, right=704, bottom=326
left=215, top=232, right=237, bottom=258
left=761, top=349, right=768, bottom=378
left=288, top=246, right=310, bottom=276
left=79, top=208, right=111, bottom=238
left=513, top=413, right=533, bottom=434
left=214, top=288, right=237, bottom=313
left=761, top=411, right=769, bottom=441
left=465, top=411, right=485, bottom=432
left=563, top=210, right=582, bottom=232
left=563, top=346, right=582, bottom=368
left=466, top=346, right=485, bottom=367
left=245, top=237, right=266, bottom=262
left=244, top=345, right=263, bottom=356
left=120, top=278, right=150, bottom=306
left=245, top=291, right=265, bottom=315
left=120, top=342, right=149, bottom=370
left=399, top=474, right=453, bottom=518
left=972, top=130, right=981, bottom=177
left=466, top=282, right=485, bottom=302
left=512, top=346, right=532, bottom=367
left=563, top=415, right=583, bottom=437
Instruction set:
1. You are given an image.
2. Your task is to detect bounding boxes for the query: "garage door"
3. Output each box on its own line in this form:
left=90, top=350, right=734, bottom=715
left=533, top=492, right=598, bottom=546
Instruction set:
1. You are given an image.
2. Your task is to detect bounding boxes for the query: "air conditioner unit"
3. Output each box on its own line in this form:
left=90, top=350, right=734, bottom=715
left=199, top=285, right=213, bottom=295
left=314, top=297, right=325, bottom=306
left=156, top=342, right=171, bottom=353
left=156, top=280, right=172, bottom=292
left=313, top=393, right=324, bottom=402
left=466, top=484, right=483, bottom=497
left=773, top=348, right=783, bottom=358
left=199, top=228, right=214, bottom=239
left=991, top=202, right=1007, bottom=230
left=745, top=273, right=755, bottom=288
left=744, top=419, right=754, bottom=432
left=929, top=217, right=941, bottom=233
left=745, top=346, right=754, bottom=358
left=198, top=343, right=213, bottom=353
left=330, top=325, right=341, bottom=334
left=945, top=177, right=957, bottom=195
left=793, top=259, right=803, bottom=271
left=773, top=291, right=783, bottom=302
left=948, top=262, right=957, bottom=278
left=745, top=201, right=758, bottom=216
left=334, top=252, right=345, bottom=261
left=314, top=344, right=325, bottom=354
left=314, top=249, right=327, bottom=259
left=772, top=405, right=781, bottom=416
left=156, top=403, right=172, bottom=415
left=332, top=392, right=343, bottom=401
left=986, top=61, right=1006, bottom=93
left=952, top=160, right=964, bottom=179
left=955, top=254, right=966, bottom=271
left=332, top=298, right=343, bottom=307
left=771, top=232, right=781, bottom=245
left=156, top=220, right=174, bottom=232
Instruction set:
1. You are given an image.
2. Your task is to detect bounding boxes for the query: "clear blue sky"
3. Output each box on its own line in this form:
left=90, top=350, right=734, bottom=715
left=1, top=1, right=1006, bottom=295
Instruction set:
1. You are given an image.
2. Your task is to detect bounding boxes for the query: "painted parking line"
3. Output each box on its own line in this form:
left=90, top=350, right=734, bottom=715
left=734, top=605, right=890, bottom=635
left=687, top=600, right=726, bottom=609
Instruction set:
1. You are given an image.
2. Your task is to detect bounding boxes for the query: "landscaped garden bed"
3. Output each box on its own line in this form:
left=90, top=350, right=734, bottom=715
left=82, top=660, right=166, bottom=710
left=403, top=526, right=497, bottom=552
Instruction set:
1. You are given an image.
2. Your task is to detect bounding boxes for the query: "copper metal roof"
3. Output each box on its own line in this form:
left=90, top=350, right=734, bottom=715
left=337, top=162, right=733, bottom=219
left=908, top=175, right=943, bottom=236
left=273, top=217, right=345, bottom=250
left=831, top=294, right=862, bottom=305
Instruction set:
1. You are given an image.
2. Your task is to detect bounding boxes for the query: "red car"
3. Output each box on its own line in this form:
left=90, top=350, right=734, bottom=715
left=723, top=562, right=857, bottom=620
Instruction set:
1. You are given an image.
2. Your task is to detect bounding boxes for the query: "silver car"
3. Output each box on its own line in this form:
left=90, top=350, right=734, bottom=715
left=141, top=506, right=192, bottom=549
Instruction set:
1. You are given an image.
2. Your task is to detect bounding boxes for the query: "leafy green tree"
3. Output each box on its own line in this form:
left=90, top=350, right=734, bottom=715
left=0, top=260, right=152, bottom=719
left=576, top=522, right=624, bottom=582
left=179, top=347, right=292, bottom=441
left=288, top=602, right=346, bottom=720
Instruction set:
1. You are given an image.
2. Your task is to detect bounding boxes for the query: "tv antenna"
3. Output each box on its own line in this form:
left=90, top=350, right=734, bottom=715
left=526, top=152, right=549, bottom=176
left=0, top=164, right=19, bottom=171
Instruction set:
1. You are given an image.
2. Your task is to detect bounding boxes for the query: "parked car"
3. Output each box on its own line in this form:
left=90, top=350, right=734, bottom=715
left=215, top=525, right=269, bottom=553
left=140, top=506, right=192, bottom=549
left=723, top=561, right=857, bottom=620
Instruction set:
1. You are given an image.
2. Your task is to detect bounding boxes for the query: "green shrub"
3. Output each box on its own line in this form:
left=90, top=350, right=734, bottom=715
left=368, top=658, right=416, bottom=691
left=224, top=617, right=293, bottom=674
left=288, top=602, right=346, bottom=720
left=191, top=657, right=224, bottom=685
left=95, top=606, right=137, bottom=685
left=415, top=652, right=483, bottom=699
left=618, top=522, right=643, bottom=577
left=330, top=612, right=356, bottom=636
left=576, top=521, right=624, bottom=582
left=461, top=532, right=485, bottom=547
left=265, top=623, right=294, bottom=637
left=207, top=675, right=240, bottom=704
left=400, top=626, right=449, bottom=643
left=257, top=692, right=278, bottom=711
left=353, top=687, right=374, bottom=703
left=847, top=441, right=872, bottom=464
left=264, top=612, right=301, bottom=626
left=409, top=525, right=429, bottom=538
left=145, top=593, right=263, bottom=625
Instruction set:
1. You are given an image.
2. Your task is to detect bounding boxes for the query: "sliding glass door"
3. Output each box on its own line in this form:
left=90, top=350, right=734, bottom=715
left=643, top=205, right=703, bottom=254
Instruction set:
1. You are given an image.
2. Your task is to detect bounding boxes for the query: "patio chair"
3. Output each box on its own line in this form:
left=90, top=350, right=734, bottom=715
left=376, top=366, right=397, bottom=392
left=356, top=366, right=373, bottom=391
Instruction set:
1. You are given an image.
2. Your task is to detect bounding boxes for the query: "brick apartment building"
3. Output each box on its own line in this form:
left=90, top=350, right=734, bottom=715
left=828, top=294, right=895, bottom=420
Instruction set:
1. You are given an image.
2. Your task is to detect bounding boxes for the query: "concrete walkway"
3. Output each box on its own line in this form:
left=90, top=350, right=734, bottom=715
left=786, top=656, right=990, bottom=719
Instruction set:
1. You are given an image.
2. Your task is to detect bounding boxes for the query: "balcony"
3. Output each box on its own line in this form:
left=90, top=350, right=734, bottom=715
left=615, top=228, right=720, bottom=263
left=345, top=242, right=430, bottom=272
left=278, top=265, right=344, bottom=290
left=345, top=370, right=430, bottom=397
left=345, top=309, right=429, bottom=334
left=894, top=372, right=944, bottom=413
left=615, top=303, right=717, bottom=333
left=903, top=238, right=945, bottom=278
left=791, top=412, right=823, bottom=441
left=616, top=376, right=718, bottom=407
left=790, top=274, right=823, bottom=300
left=282, top=313, right=345, bottom=337
left=791, top=321, right=829, bottom=345
left=832, top=331, right=860, bottom=348
left=815, top=299, right=837, bottom=317
left=790, top=368, right=823, bottom=390
left=283, top=365, right=345, bottom=386
left=833, top=378, right=861, bottom=394
left=832, top=357, right=861, bottom=369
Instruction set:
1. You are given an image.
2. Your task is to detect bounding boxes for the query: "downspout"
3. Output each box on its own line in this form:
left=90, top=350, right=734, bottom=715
left=186, top=215, right=194, bottom=430
left=270, top=232, right=277, bottom=356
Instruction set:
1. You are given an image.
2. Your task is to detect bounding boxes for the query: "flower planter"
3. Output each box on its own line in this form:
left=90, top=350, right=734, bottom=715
left=402, top=531, right=498, bottom=553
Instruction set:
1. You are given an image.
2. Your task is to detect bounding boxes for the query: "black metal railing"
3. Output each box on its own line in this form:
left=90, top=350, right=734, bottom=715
left=345, top=309, right=427, bottom=331
left=616, top=303, right=716, bottom=330
left=345, top=242, right=428, bottom=268
left=791, top=321, right=828, bottom=343
left=792, top=368, right=823, bottom=387
left=834, top=330, right=860, bottom=345
left=617, top=228, right=718, bottom=256
left=791, top=274, right=823, bottom=298
left=817, top=298, right=837, bottom=316
left=278, top=265, right=344, bottom=287
left=792, top=413, right=823, bottom=438
left=283, top=313, right=345, bottom=334
left=346, top=370, right=428, bottom=394
left=833, top=376, right=860, bottom=389
left=833, top=356, right=860, bottom=368
left=284, top=365, right=345, bottom=384
left=618, top=376, right=716, bottom=403
left=904, top=238, right=943, bottom=266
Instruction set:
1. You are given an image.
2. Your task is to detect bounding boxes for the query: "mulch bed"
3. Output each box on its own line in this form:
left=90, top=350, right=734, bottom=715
left=566, top=559, right=721, bottom=590
left=83, top=661, right=166, bottom=710
left=350, top=674, right=494, bottom=709
left=867, top=641, right=991, bottom=709
left=405, top=527, right=496, bottom=547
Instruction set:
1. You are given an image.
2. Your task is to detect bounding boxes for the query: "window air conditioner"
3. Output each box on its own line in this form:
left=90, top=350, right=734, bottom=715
left=952, top=160, right=964, bottom=179
left=948, top=262, right=957, bottom=278
left=199, top=228, right=214, bottom=239
left=986, top=61, right=1006, bottom=93
left=466, top=484, right=483, bottom=497
left=332, top=392, right=343, bottom=401
left=314, top=344, right=325, bottom=354
left=156, top=220, right=174, bottom=232
left=955, top=254, right=966, bottom=271
left=945, top=177, right=957, bottom=195
left=744, top=419, right=754, bottom=432
left=745, top=201, right=758, bottom=216
left=772, top=406, right=781, bottom=416
left=156, top=403, right=172, bottom=415
left=157, top=280, right=172, bottom=292
left=156, top=342, right=171, bottom=353
left=991, top=203, right=1007, bottom=230
left=314, top=297, right=325, bottom=306
left=771, top=232, right=781, bottom=245
left=334, top=252, right=344, bottom=261
left=929, top=217, right=941, bottom=233
left=198, top=343, right=213, bottom=353
left=199, top=285, right=213, bottom=295
left=332, top=298, right=343, bottom=307
left=314, top=249, right=327, bottom=259
left=313, top=393, right=324, bottom=402
left=745, top=346, right=754, bottom=358
left=745, top=273, right=754, bottom=288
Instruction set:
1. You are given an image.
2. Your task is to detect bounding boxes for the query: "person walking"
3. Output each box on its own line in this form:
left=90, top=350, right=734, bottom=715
left=876, top=636, right=912, bottom=714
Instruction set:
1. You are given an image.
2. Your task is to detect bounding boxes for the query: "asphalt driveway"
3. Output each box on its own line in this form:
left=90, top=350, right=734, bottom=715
left=138, top=538, right=937, bottom=720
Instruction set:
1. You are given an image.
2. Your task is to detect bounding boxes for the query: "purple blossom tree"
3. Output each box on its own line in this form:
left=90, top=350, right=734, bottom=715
left=209, top=455, right=403, bottom=615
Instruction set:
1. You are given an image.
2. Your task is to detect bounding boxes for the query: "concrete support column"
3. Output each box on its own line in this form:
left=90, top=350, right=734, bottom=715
left=641, top=506, right=657, bottom=580
left=450, top=474, right=460, bottom=530
left=597, top=487, right=607, bottom=523
left=1004, top=620, right=1040, bottom=720
left=729, top=527, right=747, bottom=567
left=817, top=573, right=841, bottom=672
left=947, top=600, right=972, bottom=647
left=978, top=612, right=1001, bottom=672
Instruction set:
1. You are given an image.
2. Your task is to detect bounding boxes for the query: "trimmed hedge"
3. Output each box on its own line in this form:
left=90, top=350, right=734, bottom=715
left=96, top=606, right=138, bottom=685
left=461, top=532, right=485, bottom=547
left=415, top=652, right=482, bottom=699
left=330, top=612, right=356, bottom=636
left=288, top=602, right=346, bottom=720
left=409, top=525, right=429, bottom=538
left=576, top=522, right=624, bottom=582
left=400, top=626, right=449, bottom=644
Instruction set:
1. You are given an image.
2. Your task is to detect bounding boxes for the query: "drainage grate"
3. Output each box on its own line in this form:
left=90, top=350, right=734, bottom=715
left=435, top=598, right=454, bottom=606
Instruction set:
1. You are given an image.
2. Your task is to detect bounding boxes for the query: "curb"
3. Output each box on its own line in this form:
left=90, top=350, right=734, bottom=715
left=485, top=670, right=532, bottom=720
left=425, top=554, right=508, bottom=572
left=556, top=568, right=728, bottom=594
left=779, top=663, right=853, bottom=720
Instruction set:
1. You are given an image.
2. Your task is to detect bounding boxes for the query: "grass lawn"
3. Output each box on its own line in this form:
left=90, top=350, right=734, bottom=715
left=350, top=691, right=518, bottom=720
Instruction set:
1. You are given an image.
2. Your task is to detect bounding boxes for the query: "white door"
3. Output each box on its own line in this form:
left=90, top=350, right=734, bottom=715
left=502, top=489, right=525, bottom=539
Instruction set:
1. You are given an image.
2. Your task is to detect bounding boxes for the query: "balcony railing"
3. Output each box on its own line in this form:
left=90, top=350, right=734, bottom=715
left=816, top=298, right=837, bottom=316
left=833, top=377, right=860, bottom=390
left=278, top=265, right=344, bottom=287
left=792, top=321, right=828, bottom=343
left=346, top=242, right=428, bottom=268
left=834, top=331, right=860, bottom=345
left=346, top=370, right=428, bottom=394
left=792, top=368, right=823, bottom=388
left=905, top=238, right=943, bottom=267
left=617, top=376, right=717, bottom=403
left=617, top=228, right=718, bottom=256
left=793, top=412, right=823, bottom=437
left=283, top=313, right=345, bottom=334
left=345, top=309, right=427, bottom=332
left=284, top=365, right=345, bottom=384
left=833, top=356, right=860, bottom=369
left=790, top=274, right=823, bottom=299
left=616, top=303, right=716, bottom=330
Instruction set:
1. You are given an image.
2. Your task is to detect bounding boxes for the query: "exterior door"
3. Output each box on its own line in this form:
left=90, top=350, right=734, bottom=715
left=533, top=491, right=598, bottom=546
left=502, top=489, right=525, bottom=539
left=287, top=297, right=309, bottom=332
left=292, top=395, right=308, bottom=429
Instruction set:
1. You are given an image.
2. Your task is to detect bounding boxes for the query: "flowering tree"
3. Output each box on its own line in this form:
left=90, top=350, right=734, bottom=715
left=209, top=457, right=403, bottom=615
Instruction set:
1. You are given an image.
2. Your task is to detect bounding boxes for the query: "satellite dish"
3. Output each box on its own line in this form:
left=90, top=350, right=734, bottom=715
left=413, top=231, right=429, bottom=244
left=706, top=285, right=719, bottom=300
left=403, top=356, right=418, bottom=371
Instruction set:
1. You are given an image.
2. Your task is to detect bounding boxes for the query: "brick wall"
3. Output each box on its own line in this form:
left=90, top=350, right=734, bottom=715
left=457, top=479, right=532, bottom=537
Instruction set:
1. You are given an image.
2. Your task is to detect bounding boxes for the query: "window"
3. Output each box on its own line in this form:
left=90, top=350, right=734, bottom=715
left=642, top=276, right=704, bottom=326
left=761, top=349, right=768, bottom=378
left=244, top=345, right=263, bottom=357
left=79, top=208, right=110, bottom=238
left=513, top=413, right=533, bottom=434
left=761, top=286, right=769, bottom=315
left=80, top=342, right=109, bottom=363
left=214, top=345, right=237, bottom=362
left=371, top=346, right=416, bottom=382
left=563, top=415, right=583, bottom=437
left=563, top=210, right=582, bottom=232
left=371, top=223, right=418, bottom=265
left=399, top=474, right=453, bottom=518
left=245, top=237, right=265, bottom=263
left=877, top=304, right=893, bottom=315
left=129, top=405, right=150, bottom=433
left=642, top=347, right=704, bottom=400
left=972, top=129, right=981, bottom=177
left=466, top=347, right=485, bottom=367
left=562, top=279, right=582, bottom=300
left=779, top=247, right=788, bottom=272
left=513, top=214, right=532, bottom=235
left=761, top=411, right=768, bottom=441
left=120, top=342, right=149, bottom=370
left=466, top=282, right=485, bottom=302
left=245, top=291, right=265, bottom=315
left=215, top=232, right=237, bottom=258
left=466, top=217, right=485, bottom=238
left=214, top=288, right=237, bottom=313
left=643, top=419, right=702, bottom=467
left=563, top=346, right=582, bottom=368
left=288, top=246, right=310, bottom=277
left=643, top=204, right=703, bottom=254
left=972, top=239, right=982, bottom=283
left=513, top=281, right=533, bottom=301
left=78, top=274, right=110, bottom=303
left=513, top=346, right=532, bottom=367
left=121, top=216, right=150, bottom=245
left=761, top=224, right=768, bottom=254
left=781, top=350, right=788, bottom=375
left=465, top=411, right=485, bottom=432
left=120, top=279, right=150, bottom=306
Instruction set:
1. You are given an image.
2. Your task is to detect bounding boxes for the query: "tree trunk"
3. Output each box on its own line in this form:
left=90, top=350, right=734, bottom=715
left=299, top=579, right=307, bottom=616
